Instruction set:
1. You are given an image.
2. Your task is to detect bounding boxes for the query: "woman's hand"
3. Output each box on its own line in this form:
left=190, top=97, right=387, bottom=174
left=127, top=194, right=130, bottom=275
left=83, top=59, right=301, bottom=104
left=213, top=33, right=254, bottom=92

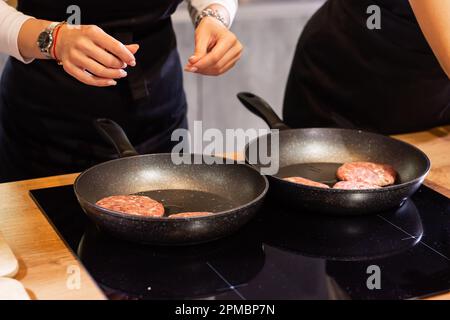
left=55, top=24, right=139, bottom=87
left=185, top=9, right=243, bottom=76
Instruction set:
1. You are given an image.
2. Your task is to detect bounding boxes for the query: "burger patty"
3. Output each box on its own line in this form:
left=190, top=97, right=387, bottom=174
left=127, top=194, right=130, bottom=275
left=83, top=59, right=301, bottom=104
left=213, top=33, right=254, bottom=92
left=283, top=176, right=330, bottom=188
left=96, top=195, right=165, bottom=217
left=336, top=162, right=397, bottom=186
left=333, top=181, right=382, bottom=190
left=169, top=212, right=213, bottom=218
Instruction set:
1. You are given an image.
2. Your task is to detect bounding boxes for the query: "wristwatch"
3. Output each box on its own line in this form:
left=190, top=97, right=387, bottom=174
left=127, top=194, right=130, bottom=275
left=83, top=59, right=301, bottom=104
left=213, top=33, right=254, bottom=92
left=195, top=8, right=228, bottom=28
left=37, top=22, right=63, bottom=58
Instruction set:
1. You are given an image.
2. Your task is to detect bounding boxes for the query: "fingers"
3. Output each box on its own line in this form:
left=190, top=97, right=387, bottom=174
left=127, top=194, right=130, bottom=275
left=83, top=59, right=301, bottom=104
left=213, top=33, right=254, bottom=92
left=126, top=44, right=140, bottom=55
left=189, top=37, right=242, bottom=76
left=85, top=25, right=136, bottom=66
left=58, top=24, right=140, bottom=86
left=213, top=43, right=242, bottom=71
left=192, top=33, right=237, bottom=71
left=77, top=41, right=140, bottom=70
left=217, top=59, right=238, bottom=74
left=78, top=39, right=124, bottom=69
left=71, top=50, right=128, bottom=79
left=186, top=28, right=211, bottom=70
left=193, top=28, right=210, bottom=59
left=63, top=62, right=117, bottom=87
left=196, top=53, right=240, bottom=76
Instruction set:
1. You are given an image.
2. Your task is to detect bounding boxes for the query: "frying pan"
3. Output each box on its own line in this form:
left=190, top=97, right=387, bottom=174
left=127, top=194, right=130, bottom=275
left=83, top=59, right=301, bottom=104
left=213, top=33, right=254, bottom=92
left=74, top=119, right=268, bottom=245
left=237, top=92, right=431, bottom=215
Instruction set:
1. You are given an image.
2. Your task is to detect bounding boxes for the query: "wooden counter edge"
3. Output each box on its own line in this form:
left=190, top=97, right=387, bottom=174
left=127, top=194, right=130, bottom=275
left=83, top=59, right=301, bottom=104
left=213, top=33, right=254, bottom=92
left=0, top=173, right=106, bottom=300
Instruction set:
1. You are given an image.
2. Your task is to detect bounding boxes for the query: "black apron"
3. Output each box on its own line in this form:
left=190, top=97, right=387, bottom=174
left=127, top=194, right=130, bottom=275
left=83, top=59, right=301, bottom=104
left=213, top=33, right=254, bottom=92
left=283, top=0, right=450, bottom=134
left=0, top=0, right=187, bottom=182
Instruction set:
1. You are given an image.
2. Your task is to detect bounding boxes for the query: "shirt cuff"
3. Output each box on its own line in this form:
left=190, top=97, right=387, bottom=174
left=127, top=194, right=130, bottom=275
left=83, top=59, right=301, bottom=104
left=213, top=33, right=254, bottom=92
left=189, top=1, right=238, bottom=28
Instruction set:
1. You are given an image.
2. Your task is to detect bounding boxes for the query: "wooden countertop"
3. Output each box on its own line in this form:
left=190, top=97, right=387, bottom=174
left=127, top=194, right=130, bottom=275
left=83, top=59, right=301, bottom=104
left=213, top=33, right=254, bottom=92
left=0, top=127, right=450, bottom=300
left=0, top=174, right=104, bottom=300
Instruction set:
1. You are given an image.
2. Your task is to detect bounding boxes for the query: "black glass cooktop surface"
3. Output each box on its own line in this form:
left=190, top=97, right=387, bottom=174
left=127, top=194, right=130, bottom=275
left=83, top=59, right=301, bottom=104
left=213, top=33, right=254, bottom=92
left=29, top=185, right=450, bottom=300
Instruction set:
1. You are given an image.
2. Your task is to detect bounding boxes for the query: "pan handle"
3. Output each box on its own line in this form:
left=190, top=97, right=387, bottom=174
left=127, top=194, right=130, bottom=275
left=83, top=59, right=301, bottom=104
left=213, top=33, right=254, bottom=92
left=237, top=92, right=290, bottom=130
left=94, top=119, right=139, bottom=158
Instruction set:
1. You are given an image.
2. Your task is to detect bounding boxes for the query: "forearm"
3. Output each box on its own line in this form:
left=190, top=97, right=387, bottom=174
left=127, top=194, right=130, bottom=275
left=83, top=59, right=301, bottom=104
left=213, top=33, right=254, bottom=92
left=409, top=0, right=450, bottom=78
left=0, top=0, right=35, bottom=62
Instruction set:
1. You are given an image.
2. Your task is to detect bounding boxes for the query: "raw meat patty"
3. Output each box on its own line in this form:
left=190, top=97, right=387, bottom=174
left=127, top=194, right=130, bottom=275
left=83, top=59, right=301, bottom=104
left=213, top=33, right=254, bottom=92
left=283, top=176, right=330, bottom=189
left=336, top=162, right=396, bottom=186
left=169, top=212, right=212, bottom=218
left=96, top=195, right=165, bottom=217
left=333, top=181, right=381, bottom=190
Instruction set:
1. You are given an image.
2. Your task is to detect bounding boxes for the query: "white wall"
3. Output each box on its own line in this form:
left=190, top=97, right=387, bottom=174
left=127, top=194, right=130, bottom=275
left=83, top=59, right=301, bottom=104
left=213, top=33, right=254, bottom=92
left=173, top=0, right=324, bottom=131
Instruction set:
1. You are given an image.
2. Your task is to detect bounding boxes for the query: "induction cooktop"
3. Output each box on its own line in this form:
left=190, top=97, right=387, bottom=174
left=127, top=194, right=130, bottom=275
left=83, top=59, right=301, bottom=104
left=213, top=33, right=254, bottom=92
left=29, top=185, right=450, bottom=300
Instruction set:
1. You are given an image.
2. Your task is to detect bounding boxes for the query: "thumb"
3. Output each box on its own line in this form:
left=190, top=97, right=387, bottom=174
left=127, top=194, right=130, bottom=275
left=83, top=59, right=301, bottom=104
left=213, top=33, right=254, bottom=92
left=125, top=44, right=140, bottom=55
left=189, top=30, right=209, bottom=65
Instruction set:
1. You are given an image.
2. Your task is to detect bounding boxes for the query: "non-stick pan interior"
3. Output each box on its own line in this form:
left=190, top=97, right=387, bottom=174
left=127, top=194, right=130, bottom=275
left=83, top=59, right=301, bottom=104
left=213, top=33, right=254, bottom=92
left=75, top=154, right=267, bottom=214
left=246, top=128, right=430, bottom=185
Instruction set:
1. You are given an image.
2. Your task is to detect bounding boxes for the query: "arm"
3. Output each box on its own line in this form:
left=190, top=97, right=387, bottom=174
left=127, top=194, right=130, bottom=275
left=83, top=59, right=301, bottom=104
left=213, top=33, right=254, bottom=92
left=0, top=0, right=137, bottom=86
left=0, top=0, right=34, bottom=63
left=185, top=0, right=243, bottom=76
left=409, top=0, right=450, bottom=78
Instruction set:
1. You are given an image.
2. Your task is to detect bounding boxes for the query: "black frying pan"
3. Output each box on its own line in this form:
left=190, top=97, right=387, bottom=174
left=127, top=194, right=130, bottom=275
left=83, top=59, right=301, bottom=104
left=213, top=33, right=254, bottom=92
left=237, top=92, right=431, bottom=215
left=74, top=119, right=268, bottom=245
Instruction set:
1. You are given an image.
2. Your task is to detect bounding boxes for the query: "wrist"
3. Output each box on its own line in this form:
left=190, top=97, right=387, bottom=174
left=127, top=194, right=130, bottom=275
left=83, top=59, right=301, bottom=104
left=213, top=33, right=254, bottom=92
left=18, top=19, right=53, bottom=60
left=196, top=5, right=230, bottom=29
left=51, top=22, right=67, bottom=62
left=37, top=21, right=65, bottom=59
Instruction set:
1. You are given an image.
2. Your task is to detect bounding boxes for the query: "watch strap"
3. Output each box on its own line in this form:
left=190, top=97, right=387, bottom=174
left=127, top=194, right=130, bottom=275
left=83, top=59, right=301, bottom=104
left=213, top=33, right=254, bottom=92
left=38, top=21, right=64, bottom=58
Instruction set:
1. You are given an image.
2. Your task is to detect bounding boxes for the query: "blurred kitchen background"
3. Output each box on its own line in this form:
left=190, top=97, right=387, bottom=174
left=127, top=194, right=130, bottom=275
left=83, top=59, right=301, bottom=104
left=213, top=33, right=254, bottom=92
left=0, top=0, right=325, bottom=131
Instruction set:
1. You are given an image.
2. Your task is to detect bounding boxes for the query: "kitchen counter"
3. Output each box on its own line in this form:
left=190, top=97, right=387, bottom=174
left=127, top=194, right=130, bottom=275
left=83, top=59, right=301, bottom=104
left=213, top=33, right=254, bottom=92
left=0, top=127, right=449, bottom=300
left=0, top=174, right=105, bottom=300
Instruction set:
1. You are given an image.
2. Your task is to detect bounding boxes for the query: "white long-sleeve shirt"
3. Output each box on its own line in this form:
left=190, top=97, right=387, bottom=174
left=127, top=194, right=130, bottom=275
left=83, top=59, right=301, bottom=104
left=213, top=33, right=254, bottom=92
left=0, top=0, right=238, bottom=63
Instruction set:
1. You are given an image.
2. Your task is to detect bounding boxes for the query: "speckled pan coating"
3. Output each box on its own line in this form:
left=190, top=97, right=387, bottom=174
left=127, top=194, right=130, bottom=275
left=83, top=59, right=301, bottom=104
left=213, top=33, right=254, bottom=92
left=245, top=128, right=430, bottom=215
left=75, top=154, right=268, bottom=245
left=237, top=92, right=430, bottom=215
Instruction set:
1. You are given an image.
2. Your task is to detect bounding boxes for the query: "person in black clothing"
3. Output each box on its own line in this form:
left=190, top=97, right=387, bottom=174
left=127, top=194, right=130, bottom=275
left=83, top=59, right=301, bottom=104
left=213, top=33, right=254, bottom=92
left=284, top=0, right=450, bottom=134
left=0, top=1, right=242, bottom=182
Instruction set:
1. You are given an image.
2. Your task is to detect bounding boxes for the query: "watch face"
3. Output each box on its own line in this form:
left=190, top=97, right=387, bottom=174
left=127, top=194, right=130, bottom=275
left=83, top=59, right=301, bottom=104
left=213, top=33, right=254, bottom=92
left=38, top=31, right=52, bottom=51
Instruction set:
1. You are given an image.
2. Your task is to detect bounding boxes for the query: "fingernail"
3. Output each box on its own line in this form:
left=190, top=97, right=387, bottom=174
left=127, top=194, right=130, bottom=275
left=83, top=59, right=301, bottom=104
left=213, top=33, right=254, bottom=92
left=122, top=62, right=127, bottom=68
left=186, top=67, right=198, bottom=73
left=129, top=60, right=136, bottom=67
left=120, top=70, right=127, bottom=77
left=109, top=80, right=117, bottom=86
left=189, top=55, right=196, bottom=61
